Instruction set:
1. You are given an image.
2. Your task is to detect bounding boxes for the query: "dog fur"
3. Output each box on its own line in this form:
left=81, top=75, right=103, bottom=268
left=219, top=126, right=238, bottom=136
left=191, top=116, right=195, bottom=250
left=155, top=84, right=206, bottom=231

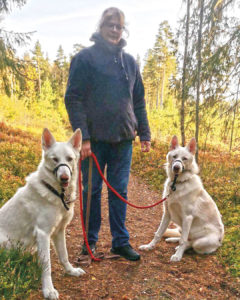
left=0, top=128, right=85, bottom=299
left=139, top=136, right=224, bottom=262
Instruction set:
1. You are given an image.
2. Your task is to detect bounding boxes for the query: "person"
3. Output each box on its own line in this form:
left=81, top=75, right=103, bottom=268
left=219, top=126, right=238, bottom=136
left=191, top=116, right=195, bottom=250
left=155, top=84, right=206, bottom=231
left=65, top=7, right=151, bottom=261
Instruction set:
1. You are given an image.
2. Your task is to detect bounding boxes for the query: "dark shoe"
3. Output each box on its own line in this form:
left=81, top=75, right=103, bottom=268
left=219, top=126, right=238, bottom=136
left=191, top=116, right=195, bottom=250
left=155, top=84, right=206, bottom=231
left=81, top=242, right=96, bottom=255
left=111, top=245, right=140, bottom=261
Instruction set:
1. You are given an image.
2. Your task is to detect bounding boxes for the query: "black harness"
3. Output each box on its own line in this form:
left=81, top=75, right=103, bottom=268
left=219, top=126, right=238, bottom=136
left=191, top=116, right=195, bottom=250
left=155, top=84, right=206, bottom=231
left=42, top=163, right=73, bottom=211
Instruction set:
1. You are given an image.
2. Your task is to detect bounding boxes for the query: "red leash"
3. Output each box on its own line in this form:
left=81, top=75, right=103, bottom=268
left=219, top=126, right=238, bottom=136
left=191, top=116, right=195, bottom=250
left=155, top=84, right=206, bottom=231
left=78, top=152, right=168, bottom=260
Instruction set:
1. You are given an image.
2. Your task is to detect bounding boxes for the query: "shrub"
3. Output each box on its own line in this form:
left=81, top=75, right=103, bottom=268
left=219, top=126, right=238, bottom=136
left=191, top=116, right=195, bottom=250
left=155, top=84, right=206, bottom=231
left=0, top=124, right=42, bottom=298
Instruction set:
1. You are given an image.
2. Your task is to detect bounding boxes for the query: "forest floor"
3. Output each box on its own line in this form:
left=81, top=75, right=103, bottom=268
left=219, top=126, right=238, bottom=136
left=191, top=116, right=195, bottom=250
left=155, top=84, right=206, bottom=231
left=30, top=174, right=240, bottom=300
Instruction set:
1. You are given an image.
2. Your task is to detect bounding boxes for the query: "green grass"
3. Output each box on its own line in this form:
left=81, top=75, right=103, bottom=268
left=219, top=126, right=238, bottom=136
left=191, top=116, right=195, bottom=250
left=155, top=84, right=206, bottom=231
left=0, top=248, right=41, bottom=300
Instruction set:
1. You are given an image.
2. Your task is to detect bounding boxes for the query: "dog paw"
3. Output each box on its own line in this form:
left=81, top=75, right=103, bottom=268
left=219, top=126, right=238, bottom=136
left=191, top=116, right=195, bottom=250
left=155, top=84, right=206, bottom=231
left=139, top=243, right=154, bottom=251
left=42, top=287, right=59, bottom=299
left=170, top=254, right=182, bottom=262
left=66, top=267, right=86, bottom=277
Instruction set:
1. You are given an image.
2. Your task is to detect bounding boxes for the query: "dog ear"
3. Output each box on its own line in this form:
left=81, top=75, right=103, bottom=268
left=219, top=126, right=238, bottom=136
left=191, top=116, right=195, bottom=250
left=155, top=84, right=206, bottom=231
left=42, top=128, right=56, bottom=151
left=187, top=138, right=196, bottom=154
left=68, top=128, right=82, bottom=151
left=170, top=136, right=179, bottom=150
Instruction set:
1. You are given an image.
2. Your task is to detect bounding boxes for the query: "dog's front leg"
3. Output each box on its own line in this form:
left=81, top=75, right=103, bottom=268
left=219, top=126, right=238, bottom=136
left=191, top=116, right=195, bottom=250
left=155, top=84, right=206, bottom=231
left=139, top=207, right=171, bottom=251
left=170, top=215, right=193, bottom=262
left=52, top=228, right=85, bottom=276
left=35, top=227, right=59, bottom=300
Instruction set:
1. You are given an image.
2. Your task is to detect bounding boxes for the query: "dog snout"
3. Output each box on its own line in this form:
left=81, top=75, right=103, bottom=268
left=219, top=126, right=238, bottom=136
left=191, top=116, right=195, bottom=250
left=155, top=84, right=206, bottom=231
left=60, top=174, right=69, bottom=183
left=173, top=165, right=180, bottom=172
left=172, top=161, right=183, bottom=174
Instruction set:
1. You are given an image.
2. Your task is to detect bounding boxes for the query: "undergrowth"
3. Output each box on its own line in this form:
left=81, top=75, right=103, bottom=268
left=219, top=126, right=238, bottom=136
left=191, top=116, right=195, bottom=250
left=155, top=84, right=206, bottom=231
left=0, top=122, right=239, bottom=299
left=0, top=95, right=68, bottom=141
left=132, top=140, right=240, bottom=278
left=0, top=248, right=41, bottom=300
left=0, top=123, right=42, bottom=298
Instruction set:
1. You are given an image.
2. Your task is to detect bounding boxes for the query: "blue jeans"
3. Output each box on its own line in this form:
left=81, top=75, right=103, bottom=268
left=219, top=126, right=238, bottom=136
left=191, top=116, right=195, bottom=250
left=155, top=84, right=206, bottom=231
left=81, top=140, right=132, bottom=248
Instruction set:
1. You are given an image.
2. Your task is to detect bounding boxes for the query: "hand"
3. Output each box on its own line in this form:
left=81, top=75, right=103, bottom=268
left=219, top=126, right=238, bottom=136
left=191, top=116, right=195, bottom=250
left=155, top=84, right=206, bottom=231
left=81, top=140, right=92, bottom=160
left=141, top=141, right=151, bottom=152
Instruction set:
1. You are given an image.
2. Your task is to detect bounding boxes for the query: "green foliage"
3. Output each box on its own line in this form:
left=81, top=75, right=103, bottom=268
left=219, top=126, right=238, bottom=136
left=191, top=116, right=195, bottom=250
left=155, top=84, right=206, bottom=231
left=143, top=1, right=240, bottom=151
left=0, top=38, right=71, bottom=140
left=147, top=105, right=180, bottom=142
left=0, top=0, right=33, bottom=96
left=132, top=140, right=240, bottom=278
left=0, top=247, right=41, bottom=300
left=0, top=94, right=68, bottom=141
left=0, top=123, right=42, bottom=298
left=143, top=21, right=177, bottom=110
left=0, top=122, right=41, bottom=206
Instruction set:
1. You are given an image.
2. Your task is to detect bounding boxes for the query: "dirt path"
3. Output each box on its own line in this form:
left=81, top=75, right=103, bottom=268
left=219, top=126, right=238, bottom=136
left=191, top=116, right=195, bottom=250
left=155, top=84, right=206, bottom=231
left=30, top=174, right=240, bottom=300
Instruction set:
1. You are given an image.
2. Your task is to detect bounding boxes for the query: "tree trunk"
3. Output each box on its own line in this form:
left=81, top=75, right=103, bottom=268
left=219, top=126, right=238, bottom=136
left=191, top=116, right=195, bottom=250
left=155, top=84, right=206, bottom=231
left=156, top=78, right=159, bottom=108
left=229, top=80, right=240, bottom=152
left=160, top=66, right=165, bottom=108
left=195, top=0, right=204, bottom=163
left=181, top=0, right=191, bottom=146
left=37, top=58, right=41, bottom=94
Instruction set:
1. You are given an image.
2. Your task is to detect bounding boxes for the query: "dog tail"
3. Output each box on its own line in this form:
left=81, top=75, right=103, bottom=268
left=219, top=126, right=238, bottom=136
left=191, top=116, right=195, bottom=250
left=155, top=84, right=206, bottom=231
left=163, top=228, right=181, bottom=238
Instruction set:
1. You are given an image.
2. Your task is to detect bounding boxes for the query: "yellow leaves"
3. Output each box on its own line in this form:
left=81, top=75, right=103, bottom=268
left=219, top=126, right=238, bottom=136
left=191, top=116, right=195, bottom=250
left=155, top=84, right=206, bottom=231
left=0, top=95, right=68, bottom=140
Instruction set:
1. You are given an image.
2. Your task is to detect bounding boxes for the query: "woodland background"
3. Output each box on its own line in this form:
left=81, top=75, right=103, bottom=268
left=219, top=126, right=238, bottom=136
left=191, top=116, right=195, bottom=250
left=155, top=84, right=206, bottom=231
left=0, top=0, right=239, bottom=298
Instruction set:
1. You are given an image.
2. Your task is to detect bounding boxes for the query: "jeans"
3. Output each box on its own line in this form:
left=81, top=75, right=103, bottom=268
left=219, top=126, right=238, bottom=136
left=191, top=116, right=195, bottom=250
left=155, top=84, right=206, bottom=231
left=81, top=140, right=132, bottom=248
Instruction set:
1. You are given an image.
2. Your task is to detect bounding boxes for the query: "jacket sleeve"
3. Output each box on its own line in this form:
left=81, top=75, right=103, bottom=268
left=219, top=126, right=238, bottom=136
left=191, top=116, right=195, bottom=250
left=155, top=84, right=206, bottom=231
left=64, top=53, right=90, bottom=140
left=133, top=64, right=151, bottom=142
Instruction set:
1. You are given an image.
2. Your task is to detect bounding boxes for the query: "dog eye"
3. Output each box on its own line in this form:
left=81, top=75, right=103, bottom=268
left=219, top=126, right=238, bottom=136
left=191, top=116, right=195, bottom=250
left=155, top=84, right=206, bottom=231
left=53, top=157, right=59, bottom=163
left=173, top=155, right=177, bottom=159
left=66, top=156, right=73, bottom=162
left=182, top=157, right=188, bottom=161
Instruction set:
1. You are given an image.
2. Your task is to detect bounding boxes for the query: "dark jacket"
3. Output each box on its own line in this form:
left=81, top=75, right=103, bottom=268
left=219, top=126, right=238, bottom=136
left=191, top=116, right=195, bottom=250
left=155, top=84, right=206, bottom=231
left=65, top=33, right=151, bottom=143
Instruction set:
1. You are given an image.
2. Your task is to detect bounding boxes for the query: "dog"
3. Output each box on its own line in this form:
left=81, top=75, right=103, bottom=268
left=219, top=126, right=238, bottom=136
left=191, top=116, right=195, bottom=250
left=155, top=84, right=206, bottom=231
left=0, top=128, right=85, bottom=299
left=139, top=136, right=224, bottom=262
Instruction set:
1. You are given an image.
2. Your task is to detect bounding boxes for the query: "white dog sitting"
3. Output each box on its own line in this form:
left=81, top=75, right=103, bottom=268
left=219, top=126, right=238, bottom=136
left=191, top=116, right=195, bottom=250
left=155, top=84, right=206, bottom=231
left=0, top=128, right=85, bottom=299
left=139, top=136, right=224, bottom=262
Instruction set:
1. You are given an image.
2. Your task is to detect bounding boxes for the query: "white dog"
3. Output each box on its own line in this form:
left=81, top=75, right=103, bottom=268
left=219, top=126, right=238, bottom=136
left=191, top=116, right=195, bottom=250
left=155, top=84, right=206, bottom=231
left=0, top=128, right=85, bottom=299
left=139, top=136, right=224, bottom=262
